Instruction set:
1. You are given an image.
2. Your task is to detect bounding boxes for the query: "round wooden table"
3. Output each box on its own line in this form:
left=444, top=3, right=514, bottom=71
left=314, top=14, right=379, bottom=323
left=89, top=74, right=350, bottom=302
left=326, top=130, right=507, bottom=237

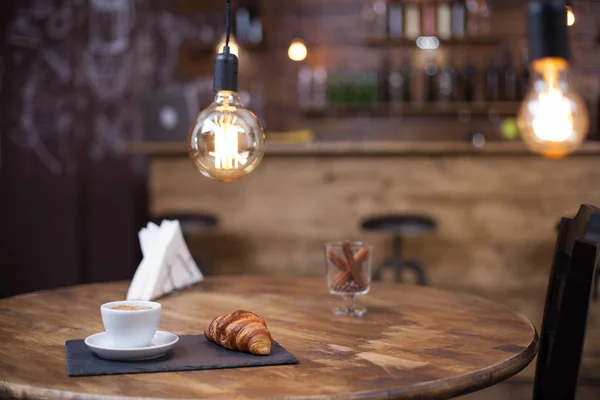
left=0, top=276, right=538, bottom=400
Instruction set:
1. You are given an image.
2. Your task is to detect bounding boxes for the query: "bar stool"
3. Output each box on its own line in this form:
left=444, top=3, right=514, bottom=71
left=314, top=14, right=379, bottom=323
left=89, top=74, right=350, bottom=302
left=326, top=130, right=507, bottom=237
left=152, top=213, right=219, bottom=275
left=361, top=214, right=437, bottom=285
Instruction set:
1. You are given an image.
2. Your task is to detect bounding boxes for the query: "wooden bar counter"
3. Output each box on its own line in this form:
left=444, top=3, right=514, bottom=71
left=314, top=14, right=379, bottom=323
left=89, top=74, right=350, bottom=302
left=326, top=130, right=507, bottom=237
left=129, top=140, right=600, bottom=283
left=130, top=140, right=600, bottom=382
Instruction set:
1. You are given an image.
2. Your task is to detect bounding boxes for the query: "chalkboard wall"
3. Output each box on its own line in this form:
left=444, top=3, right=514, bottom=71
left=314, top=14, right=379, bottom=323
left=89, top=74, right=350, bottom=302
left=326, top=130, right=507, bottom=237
left=0, top=0, right=238, bottom=297
left=0, top=0, right=156, bottom=297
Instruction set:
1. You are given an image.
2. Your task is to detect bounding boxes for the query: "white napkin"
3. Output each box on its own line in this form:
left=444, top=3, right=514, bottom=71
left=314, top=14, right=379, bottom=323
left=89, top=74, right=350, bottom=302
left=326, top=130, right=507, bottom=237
left=127, top=220, right=204, bottom=301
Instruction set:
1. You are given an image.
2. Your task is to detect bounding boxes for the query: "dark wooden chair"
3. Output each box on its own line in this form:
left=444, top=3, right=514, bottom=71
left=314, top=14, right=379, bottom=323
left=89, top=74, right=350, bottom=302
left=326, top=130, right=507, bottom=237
left=534, top=204, right=600, bottom=399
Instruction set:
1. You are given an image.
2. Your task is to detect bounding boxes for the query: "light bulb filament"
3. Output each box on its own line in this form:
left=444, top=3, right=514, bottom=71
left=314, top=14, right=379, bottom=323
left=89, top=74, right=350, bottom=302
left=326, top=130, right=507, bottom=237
left=531, top=90, right=574, bottom=142
left=566, top=6, right=575, bottom=26
left=518, top=57, right=589, bottom=159
left=202, top=114, right=247, bottom=170
left=530, top=59, right=574, bottom=143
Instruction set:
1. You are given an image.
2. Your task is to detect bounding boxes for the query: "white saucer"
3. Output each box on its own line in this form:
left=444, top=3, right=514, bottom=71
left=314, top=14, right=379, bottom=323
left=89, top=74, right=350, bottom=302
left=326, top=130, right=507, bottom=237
left=85, top=331, right=179, bottom=361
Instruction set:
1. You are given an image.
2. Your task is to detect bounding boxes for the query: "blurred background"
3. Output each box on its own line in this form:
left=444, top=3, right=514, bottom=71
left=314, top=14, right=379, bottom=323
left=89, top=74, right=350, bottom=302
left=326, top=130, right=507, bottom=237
left=0, top=0, right=599, bottom=397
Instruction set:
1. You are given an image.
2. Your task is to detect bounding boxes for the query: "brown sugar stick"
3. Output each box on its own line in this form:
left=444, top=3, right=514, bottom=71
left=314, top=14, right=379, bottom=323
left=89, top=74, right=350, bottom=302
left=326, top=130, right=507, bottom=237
left=351, top=248, right=370, bottom=290
left=327, top=249, right=350, bottom=272
left=341, top=241, right=365, bottom=288
left=333, top=270, right=351, bottom=286
left=353, top=248, right=370, bottom=265
left=328, top=249, right=352, bottom=287
left=333, top=271, right=346, bottom=281
left=333, top=249, right=369, bottom=284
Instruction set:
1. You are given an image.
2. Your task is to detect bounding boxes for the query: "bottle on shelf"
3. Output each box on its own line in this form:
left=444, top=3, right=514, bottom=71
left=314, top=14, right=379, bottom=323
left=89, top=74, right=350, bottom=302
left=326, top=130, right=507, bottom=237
left=437, top=1, right=452, bottom=40
left=355, top=71, right=378, bottom=106
left=423, top=59, right=438, bottom=103
left=518, top=50, right=530, bottom=101
left=401, top=58, right=413, bottom=102
left=367, top=71, right=379, bottom=105
left=298, top=67, right=313, bottom=109
left=387, top=0, right=403, bottom=39
left=404, top=0, right=421, bottom=39
left=236, top=6, right=263, bottom=45
left=466, top=0, right=478, bottom=37
left=485, top=58, right=500, bottom=102
left=422, top=0, right=437, bottom=36
left=362, top=0, right=388, bottom=38
left=345, top=72, right=359, bottom=106
left=438, top=59, right=456, bottom=102
left=312, top=66, right=328, bottom=108
left=248, top=18, right=263, bottom=44
left=326, top=70, right=343, bottom=106
left=389, top=57, right=413, bottom=103
left=502, top=53, right=518, bottom=101
left=459, top=58, right=477, bottom=102
left=451, top=1, right=466, bottom=39
left=478, top=0, right=492, bottom=35
left=235, top=8, right=251, bottom=42
left=388, top=69, right=402, bottom=103
left=379, top=55, right=391, bottom=103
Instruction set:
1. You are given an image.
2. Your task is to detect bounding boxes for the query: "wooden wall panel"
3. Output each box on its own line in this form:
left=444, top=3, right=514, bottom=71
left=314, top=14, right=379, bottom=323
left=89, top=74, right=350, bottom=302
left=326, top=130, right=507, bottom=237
left=148, top=154, right=600, bottom=292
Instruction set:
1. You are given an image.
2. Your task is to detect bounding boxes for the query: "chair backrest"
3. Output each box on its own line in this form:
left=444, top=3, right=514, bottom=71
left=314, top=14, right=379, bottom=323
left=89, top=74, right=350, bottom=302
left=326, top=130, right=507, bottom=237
left=534, top=204, right=600, bottom=400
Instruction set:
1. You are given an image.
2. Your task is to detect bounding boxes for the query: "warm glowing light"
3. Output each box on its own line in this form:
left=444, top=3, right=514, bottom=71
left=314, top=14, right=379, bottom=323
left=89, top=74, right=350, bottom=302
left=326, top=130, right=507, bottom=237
left=566, top=6, right=575, bottom=26
left=188, top=91, right=265, bottom=182
left=530, top=91, right=573, bottom=142
left=203, top=114, right=246, bottom=169
left=288, top=38, right=308, bottom=61
left=416, top=36, right=440, bottom=50
left=216, top=34, right=239, bottom=57
left=517, top=58, right=589, bottom=158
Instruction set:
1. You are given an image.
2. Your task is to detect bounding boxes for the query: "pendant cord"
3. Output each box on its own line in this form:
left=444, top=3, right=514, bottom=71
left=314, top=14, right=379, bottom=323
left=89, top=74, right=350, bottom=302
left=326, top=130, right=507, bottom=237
left=213, top=0, right=237, bottom=92
left=225, top=0, right=232, bottom=52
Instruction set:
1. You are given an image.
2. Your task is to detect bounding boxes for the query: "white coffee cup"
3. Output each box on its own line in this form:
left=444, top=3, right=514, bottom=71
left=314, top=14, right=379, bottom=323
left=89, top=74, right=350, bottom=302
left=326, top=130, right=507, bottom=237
left=100, top=301, right=162, bottom=348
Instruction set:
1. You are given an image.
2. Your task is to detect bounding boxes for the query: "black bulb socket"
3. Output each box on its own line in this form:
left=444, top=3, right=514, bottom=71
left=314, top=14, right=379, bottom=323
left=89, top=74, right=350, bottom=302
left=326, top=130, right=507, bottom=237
left=213, top=49, right=238, bottom=92
left=528, top=0, right=570, bottom=63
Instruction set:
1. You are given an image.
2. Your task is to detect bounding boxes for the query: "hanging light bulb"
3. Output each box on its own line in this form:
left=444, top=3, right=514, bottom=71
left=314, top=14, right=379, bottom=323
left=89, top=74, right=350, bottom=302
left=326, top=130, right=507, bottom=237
left=518, top=58, right=588, bottom=158
left=288, top=38, right=307, bottom=61
left=216, top=33, right=239, bottom=57
left=566, top=1, right=575, bottom=26
left=566, top=7, right=575, bottom=26
left=189, top=1, right=265, bottom=182
left=517, top=0, right=588, bottom=159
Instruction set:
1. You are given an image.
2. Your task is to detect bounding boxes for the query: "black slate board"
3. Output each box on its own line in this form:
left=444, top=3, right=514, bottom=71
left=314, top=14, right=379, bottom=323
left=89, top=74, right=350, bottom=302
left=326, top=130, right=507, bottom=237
left=65, top=334, right=298, bottom=377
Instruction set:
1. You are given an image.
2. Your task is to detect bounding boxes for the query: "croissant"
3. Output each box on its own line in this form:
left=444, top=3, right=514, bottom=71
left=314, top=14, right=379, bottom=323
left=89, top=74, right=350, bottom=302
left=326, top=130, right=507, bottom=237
left=204, top=310, right=272, bottom=355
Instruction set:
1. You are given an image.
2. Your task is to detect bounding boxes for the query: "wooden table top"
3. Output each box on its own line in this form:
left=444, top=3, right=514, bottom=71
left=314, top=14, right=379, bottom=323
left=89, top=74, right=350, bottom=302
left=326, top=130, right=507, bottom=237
left=0, top=276, right=538, bottom=400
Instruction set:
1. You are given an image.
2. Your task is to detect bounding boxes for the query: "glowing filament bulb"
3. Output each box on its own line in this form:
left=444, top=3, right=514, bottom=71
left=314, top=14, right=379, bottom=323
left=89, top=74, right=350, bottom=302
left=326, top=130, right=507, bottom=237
left=531, top=90, right=573, bottom=142
left=566, top=6, right=575, bottom=26
left=188, top=91, right=265, bottom=182
left=518, top=58, right=589, bottom=158
left=204, top=114, right=246, bottom=169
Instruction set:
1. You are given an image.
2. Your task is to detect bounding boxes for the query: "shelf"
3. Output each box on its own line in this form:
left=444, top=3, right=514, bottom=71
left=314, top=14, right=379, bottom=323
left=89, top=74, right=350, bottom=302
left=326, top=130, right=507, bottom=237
left=300, top=102, right=521, bottom=118
left=127, top=141, right=600, bottom=157
left=366, top=36, right=501, bottom=48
